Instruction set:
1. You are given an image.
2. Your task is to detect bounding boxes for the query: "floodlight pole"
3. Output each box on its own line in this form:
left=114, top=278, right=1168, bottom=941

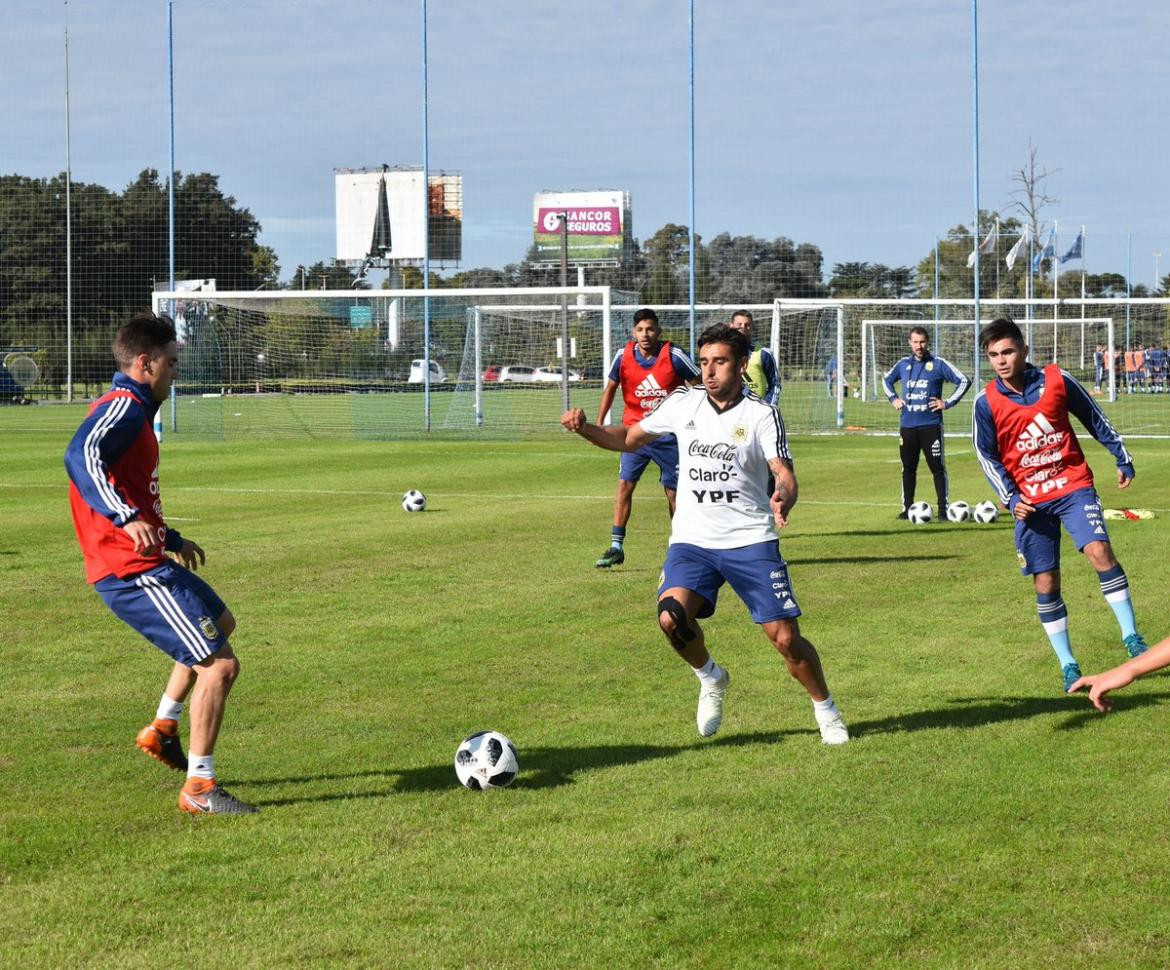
left=421, top=0, right=431, bottom=432
left=64, top=0, right=73, bottom=402
left=166, top=0, right=177, bottom=433
left=559, top=212, right=570, bottom=411
left=970, top=0, right=981, bottom=384
left=687, top=0, right=696, bottom=356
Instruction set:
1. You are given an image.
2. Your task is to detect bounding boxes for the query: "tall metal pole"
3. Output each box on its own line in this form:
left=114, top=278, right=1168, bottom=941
left=421, top=0, right=431, bottom=431
left=559, top=213, right=570, bottom=412
left=64, top=1, right=73, bottom=402
left=166, top=0, right=176, bottom=433
left=970, top=0, right=981, bottom=383
left=687, top=0, right=696, bottom=356
left=1126, top=233, right=1132, bottom=352
left=933, top=236, right=940, bottom=345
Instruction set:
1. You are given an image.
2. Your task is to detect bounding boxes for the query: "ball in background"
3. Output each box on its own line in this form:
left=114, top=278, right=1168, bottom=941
left=973, top=500, right=999, bottom=524
left=402, top=489, right=427, bottom=512
left=455, top=731, right=518, bottom=790
left=907, top=501, right=933, bottom=525
left=946, top=501, right=971, bottom=523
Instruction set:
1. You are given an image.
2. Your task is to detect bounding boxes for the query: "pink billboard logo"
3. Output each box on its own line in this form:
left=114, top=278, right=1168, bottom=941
left=537, top=207, right=620, bottom=235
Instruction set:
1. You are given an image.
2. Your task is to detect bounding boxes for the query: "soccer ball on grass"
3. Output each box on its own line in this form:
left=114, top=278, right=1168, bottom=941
left=946, top=501, right=971, bottom=523
left=907, top=501, right=932, bottom=525
left=402, top=489, right=427, bottom=512
left=973, top=500, right=999, bottom=524
left=454, top=731, right=518, bottom=790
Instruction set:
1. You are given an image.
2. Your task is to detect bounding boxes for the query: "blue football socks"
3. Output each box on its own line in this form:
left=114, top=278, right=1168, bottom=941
left=1036, top=591, right=1076, bottom=667
left=1097, top=564, right=1137, bottom=639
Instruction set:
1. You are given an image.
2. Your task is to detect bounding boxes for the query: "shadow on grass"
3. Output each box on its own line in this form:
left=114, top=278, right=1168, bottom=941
left=238, top=692, right=1170, bottom=808
left=238, top=729, right=810, bottom=807
left=788, top=554, right=956, bottom=566
left=850, top=691, right=1170, bottom=737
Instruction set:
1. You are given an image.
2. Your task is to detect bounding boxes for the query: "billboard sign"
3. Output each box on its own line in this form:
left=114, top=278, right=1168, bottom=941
left=532, top=190, right=629, bottom=265
left=335, top=167, right=462, bottom=266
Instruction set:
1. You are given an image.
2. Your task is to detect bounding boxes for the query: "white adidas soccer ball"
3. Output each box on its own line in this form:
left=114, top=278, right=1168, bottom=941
left=907, top=501, right=932, bottom=525
left=401, top=489, right=427, bottom=512
left=946, top=501, right=971, bottom=523
left=454, top=731, right=518, bottom=790
left=973, top=500, right=999, bottom=524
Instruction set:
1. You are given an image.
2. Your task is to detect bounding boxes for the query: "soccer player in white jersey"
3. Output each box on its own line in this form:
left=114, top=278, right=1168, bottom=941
left=562, top=323, right=849, bottom=744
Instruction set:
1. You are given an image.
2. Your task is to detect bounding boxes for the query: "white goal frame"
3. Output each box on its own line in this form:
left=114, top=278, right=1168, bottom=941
left=860, top=317, right=1116, bottom=403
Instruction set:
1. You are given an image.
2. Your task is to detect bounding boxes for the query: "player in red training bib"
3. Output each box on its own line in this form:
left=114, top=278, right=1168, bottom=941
left=971, top=317, right=1148, bottom=694
left=592, top=308, right=699, bottom=568
left=64, top=312, right=256, bottom=814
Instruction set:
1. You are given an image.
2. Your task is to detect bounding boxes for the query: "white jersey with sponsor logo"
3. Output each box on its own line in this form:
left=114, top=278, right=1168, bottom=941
left=640, top=385, right=790, bottom=549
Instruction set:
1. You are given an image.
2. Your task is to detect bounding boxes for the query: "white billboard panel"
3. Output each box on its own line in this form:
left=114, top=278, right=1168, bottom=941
left=335, top=168, right=462, bottom=265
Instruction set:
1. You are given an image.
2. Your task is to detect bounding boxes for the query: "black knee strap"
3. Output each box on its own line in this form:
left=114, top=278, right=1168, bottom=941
left=658, top=596, right=696, bottom=651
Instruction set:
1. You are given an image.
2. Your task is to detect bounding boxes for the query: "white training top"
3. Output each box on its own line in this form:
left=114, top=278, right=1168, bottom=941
left=640, top=385, right=791, bottom=549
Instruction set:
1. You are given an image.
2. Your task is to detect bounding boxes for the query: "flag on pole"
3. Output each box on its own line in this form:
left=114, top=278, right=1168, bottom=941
left=966, top=225, right=997, bottom=268
left=1060, top=229, right=1083, bottom=264
left=1005, top=226, right=1031, bottom=270
left=1031, top=230, right=1055, bottom=272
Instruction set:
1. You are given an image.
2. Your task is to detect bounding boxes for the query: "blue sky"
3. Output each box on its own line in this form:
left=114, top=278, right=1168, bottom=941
left=5, top=0, right=1169, bottom=284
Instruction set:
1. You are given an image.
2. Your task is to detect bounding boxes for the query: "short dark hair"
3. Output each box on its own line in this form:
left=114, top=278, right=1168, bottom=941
left=632, top=308, right=659, bottom=325
left=909, top=326, right=929, bottom=340
left=731, top=309, right=753, bottom=323
left=698, top=323, right=748, bottom=361
left=113, top=311, right=177, bottom=370
left=979, top=316, right=1024, bottom=350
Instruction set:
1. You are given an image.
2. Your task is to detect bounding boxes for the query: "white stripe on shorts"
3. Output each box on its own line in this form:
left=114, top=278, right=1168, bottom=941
left=136, top=574, right=213, bottom=662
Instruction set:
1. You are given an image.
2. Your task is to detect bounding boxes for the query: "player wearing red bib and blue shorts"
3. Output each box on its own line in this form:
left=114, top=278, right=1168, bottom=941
left=592, top=308, right=699, bottom=568
left=65, top=312, right=255, bottom=814
left=972, top=317, right=1147, bottom=694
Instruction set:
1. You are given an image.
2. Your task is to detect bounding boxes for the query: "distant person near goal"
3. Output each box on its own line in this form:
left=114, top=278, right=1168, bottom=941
left=882, top=326, right=970, bottom=520
left=592, top=308, right=699, bottom=569
left=562, top=323, right=849, bottom=745
left=64, top=312, right=256, bottom=815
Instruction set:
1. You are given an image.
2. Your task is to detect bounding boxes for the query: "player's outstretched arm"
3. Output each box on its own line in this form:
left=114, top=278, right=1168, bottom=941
left=561, top=408, right=654, bottom=453
left=1070, top=636, right=1170, bottom=712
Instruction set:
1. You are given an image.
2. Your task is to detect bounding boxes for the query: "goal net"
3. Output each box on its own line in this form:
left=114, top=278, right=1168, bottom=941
left=150, top=286, right=612, bottom=438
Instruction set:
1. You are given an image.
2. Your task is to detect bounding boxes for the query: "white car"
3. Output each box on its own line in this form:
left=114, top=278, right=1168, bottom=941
left=407, top=359, right=446, bottom=384
left=533, top=366, right=581, bottom=383
left=497, top=365, right=538, bottom=383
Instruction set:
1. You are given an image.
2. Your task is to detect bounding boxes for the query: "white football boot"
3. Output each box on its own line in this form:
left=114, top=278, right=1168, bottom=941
left=815, top=709, right=850, bottom=745
left=696, top=668, right=730, bottom=738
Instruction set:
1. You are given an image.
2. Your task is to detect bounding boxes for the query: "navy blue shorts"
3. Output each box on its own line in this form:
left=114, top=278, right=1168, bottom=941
left=658, top=540, right=802, bottom=624
left=1014, top=486, right=1110, bottom=575
left=95, top=562, right=229, bottom=666
left=619, top=435, right=679, bottom=490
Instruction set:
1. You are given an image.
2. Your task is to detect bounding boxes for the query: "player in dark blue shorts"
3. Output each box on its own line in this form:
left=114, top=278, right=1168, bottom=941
left=66, top=312, right=255, bottom=814
left=593, top=309, right=699, bottom=568
left=565, top=323, right=849, bottom=744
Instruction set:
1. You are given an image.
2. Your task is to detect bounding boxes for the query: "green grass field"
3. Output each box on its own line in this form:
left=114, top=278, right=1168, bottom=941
left=4, top=406, right=1170, bottom=967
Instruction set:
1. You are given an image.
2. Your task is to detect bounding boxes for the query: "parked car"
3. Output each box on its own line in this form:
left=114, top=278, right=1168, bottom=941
left=532, top=366, right=581, bottom=383
left=407, top=359, right=446, bottom=384
left=497, top=365, right=538, bottom=383
left=482, top=365, right=501, bottom=382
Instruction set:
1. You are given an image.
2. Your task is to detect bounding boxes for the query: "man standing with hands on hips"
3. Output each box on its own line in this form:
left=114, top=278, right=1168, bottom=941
left=883, top=326, right=970, bottom=519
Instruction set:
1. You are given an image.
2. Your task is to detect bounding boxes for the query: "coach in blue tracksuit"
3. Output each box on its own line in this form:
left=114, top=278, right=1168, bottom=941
left=883, top=326, right=971, bottom=519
